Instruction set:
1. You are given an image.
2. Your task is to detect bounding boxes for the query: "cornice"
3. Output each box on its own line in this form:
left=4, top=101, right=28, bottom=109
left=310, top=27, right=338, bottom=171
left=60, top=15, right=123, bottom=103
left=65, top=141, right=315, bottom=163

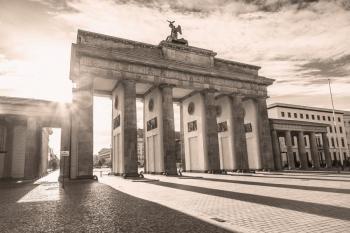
left=77, top=29, right=157, bottom=49
left=159, top=41, right=217, bottom=56
left=73, top=44, right=270, bottom=86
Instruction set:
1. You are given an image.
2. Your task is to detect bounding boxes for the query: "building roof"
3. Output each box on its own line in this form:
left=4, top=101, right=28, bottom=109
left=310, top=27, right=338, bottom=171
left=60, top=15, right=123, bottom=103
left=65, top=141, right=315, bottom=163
left=268, top=102, right=344, bottom=114
left=98, top=148, right=111, bottom=155
left=269, top=118, right=330, bottom=133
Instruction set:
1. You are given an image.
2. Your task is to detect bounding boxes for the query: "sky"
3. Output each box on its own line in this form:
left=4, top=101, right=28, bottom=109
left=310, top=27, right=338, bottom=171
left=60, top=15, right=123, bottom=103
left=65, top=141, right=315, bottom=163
left=1, top=0, right=350, bottom=153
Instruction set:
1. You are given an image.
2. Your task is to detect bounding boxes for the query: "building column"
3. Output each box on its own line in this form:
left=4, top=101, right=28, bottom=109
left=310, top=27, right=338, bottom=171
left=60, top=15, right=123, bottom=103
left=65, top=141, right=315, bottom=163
left=142, top=98, right=147, bottom=173
left=257, top=98, right=274, bottom=170
left=0, top=125, right=6, bottom=178
left=3, top=123, right=13, bottom=178
left=24, top=117, right=40, bottom=179
left=112, top=80, right=139, bottom=176
left=71, top=76, right=94, bottom=178
left=285, top=130, right=295, bottom=169
left=297, top=131, right=308, bottom=169
left=202, top=89, right=220, bottom=172
left=271, top=130, right=282, bottom=170
left=160, top=84, right=177, bottom=175
left=123, top=80, right=138, bottom=176
left=321, top=132, right=332, bottom=168
left=179, top=103, right=186, bottom=171
left=310, top=132, right=320, bottom=169
left=231, top=95, right=249, bottom=170
left=60, top=109, right=71, bottom=179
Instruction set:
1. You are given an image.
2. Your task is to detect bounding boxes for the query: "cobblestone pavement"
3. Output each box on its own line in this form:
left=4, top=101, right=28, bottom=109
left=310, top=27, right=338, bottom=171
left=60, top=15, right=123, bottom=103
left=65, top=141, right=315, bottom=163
left=0, top=171, right=230, bottom=233
left=1, top=171, right=350, bottom=233
left=100, top=171, right=350, bottom=233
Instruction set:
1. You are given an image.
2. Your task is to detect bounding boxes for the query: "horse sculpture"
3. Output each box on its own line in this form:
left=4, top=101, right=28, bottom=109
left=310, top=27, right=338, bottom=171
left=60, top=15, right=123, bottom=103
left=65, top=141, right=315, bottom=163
left=166, top=20, right=188, bottom=45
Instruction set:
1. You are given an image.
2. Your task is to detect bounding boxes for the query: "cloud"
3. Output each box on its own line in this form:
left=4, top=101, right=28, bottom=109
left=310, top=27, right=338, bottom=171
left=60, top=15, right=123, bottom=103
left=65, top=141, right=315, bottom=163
left=296, top=55, right=350, bottom=82
left=1, top=0, right=350, bottom=150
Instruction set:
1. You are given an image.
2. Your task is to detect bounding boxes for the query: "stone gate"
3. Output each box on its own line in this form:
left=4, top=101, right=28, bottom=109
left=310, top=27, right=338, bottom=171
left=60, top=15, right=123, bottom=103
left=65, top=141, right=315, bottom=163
left=68, top=29, right=274, bottom=179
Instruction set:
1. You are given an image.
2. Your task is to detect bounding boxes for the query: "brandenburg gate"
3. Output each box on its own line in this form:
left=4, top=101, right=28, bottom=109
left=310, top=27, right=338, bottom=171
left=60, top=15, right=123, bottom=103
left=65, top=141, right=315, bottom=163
left=68, top=24, right=275, bottom=179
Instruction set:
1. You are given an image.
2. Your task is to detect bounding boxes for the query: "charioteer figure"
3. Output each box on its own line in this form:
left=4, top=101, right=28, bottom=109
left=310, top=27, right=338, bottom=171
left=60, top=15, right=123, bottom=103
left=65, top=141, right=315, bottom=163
left=166, top=20, right=188, bottom=45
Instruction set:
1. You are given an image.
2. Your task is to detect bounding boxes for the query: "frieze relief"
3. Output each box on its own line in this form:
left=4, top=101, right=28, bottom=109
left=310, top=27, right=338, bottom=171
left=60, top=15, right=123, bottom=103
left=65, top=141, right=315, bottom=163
left=271, top=124, right=327, bottom=133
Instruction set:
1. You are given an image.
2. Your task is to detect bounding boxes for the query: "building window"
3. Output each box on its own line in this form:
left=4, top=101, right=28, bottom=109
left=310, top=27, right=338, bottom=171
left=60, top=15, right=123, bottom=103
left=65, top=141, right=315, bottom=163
left=334, top=127, right=337, bottom=133
left=341, top=138, right=345, bottom=147
left=288, top=112, right=291, bottom=118
left=338, top=117, right=341, bottom=122
left=329, top=127, right=332, bottom=133
left=294, top=113, right=297, bottom=118
left=328, top=116, right=331, bottom=121
left=331, top=137, right=335, bottom=147
left=316, top=137, right=321, bottom=147
left=292, top=136, right=295, bottom=146
left=312, top=115, right=315, bottom=120
left=300, top=113, right=304, bottom=119
left=304, top=137, right=307, bottom=146
left=340, top=126, right=343, bottom=133
left=322, top=116, right=326, bottom=121
left=306, top=114, right=309, bottom=119
left=281, top=112, right=285, bottom=117
left=317, top=115, right=320, bottom=120
left=336, top=138, right=339, bottom=147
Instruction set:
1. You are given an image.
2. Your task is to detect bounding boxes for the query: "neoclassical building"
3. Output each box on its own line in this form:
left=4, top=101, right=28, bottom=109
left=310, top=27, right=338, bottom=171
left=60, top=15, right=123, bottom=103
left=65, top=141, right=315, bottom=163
left=0, top=29, right=277, bottom=180
left=68, top=29, right=275, bottom=178
left=0, top=96, right=70, bottom=179
left=268, top=103, right=349, bottom=169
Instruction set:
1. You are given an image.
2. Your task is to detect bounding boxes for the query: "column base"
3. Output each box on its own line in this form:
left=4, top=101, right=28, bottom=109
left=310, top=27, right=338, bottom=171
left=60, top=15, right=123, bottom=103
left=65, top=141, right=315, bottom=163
left=60, top=175, right=96, bottom=181
left=113, top=172, right=140, bottom=178
left=143, top=171, right=164, bottom=175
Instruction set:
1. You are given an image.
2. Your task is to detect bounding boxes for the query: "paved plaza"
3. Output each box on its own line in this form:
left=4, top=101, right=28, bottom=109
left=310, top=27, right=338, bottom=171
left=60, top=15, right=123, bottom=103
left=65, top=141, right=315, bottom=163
left=1, top=171, right=350, bottom=233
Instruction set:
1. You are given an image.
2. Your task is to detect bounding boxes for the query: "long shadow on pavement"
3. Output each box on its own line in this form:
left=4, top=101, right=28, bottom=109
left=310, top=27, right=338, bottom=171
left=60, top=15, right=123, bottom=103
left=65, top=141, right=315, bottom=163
left=230, top=173, right=350, bottom=183
left=181, top=176, right=350, bottom=194
left=259, top=172, right=350, bottom=179
left=149, top=181, right=350, bottom=221
left=0, top=180, right=232, bottom=233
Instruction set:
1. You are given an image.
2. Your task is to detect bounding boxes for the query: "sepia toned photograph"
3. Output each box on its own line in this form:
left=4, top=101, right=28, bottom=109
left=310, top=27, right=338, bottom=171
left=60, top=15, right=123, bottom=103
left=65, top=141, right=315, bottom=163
left=0, top=0, right=350, bottom=232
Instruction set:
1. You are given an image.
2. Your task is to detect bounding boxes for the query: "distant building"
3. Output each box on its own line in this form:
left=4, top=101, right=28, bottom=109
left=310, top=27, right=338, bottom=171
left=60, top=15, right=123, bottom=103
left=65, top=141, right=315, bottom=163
left=344, top=111, right=350, bottom=152
left=98, top=148, right=111, bottom=163
left=0, top=96, right=69, bottom=179
left=137, top=129, right=144, bottom=166
left=268, top=103, right=349, bottom=166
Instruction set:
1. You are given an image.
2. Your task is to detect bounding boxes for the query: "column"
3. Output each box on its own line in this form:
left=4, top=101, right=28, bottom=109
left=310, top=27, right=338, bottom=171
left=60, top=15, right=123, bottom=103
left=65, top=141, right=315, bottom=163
left=3, top=123, right=13, bottom=178
left=321, top=132, right=332, bottom=168
left=202, top=89, right=220, bottom=172
left=310, top=132, right=320, bottom=169
left=160, top=84, right=177, bottom=175
left=123, top=80, right=138, bottom=176
left=285, top=130, right=295, bottom=169
left=142, top=98, right=147, bottom=173
left=232, top=95, right=249, bottom=170
left=112, top=80, right=138, bottom=176
left=179, top=103, right=186, bottom=171
left=71, top=76, right=93, bottom=179
left=24, top=117, right=40, bottom=179
left=297, top=131, right=308, bottom=169
left=271, top=130, right=282, bottom=170
left=0, top=125, right=6, bottom=178
left=257, top=98, right=274, bottom=170
left=60, top=109, right=71, bottom=179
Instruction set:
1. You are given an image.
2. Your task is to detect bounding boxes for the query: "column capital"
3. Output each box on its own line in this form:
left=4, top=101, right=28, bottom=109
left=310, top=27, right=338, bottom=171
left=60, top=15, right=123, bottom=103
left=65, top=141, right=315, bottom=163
left=158, top=83, right=176, bottom=90
left=230, top=92, right=245, bottom=98
left=199, top=88, right=217, bottom=95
